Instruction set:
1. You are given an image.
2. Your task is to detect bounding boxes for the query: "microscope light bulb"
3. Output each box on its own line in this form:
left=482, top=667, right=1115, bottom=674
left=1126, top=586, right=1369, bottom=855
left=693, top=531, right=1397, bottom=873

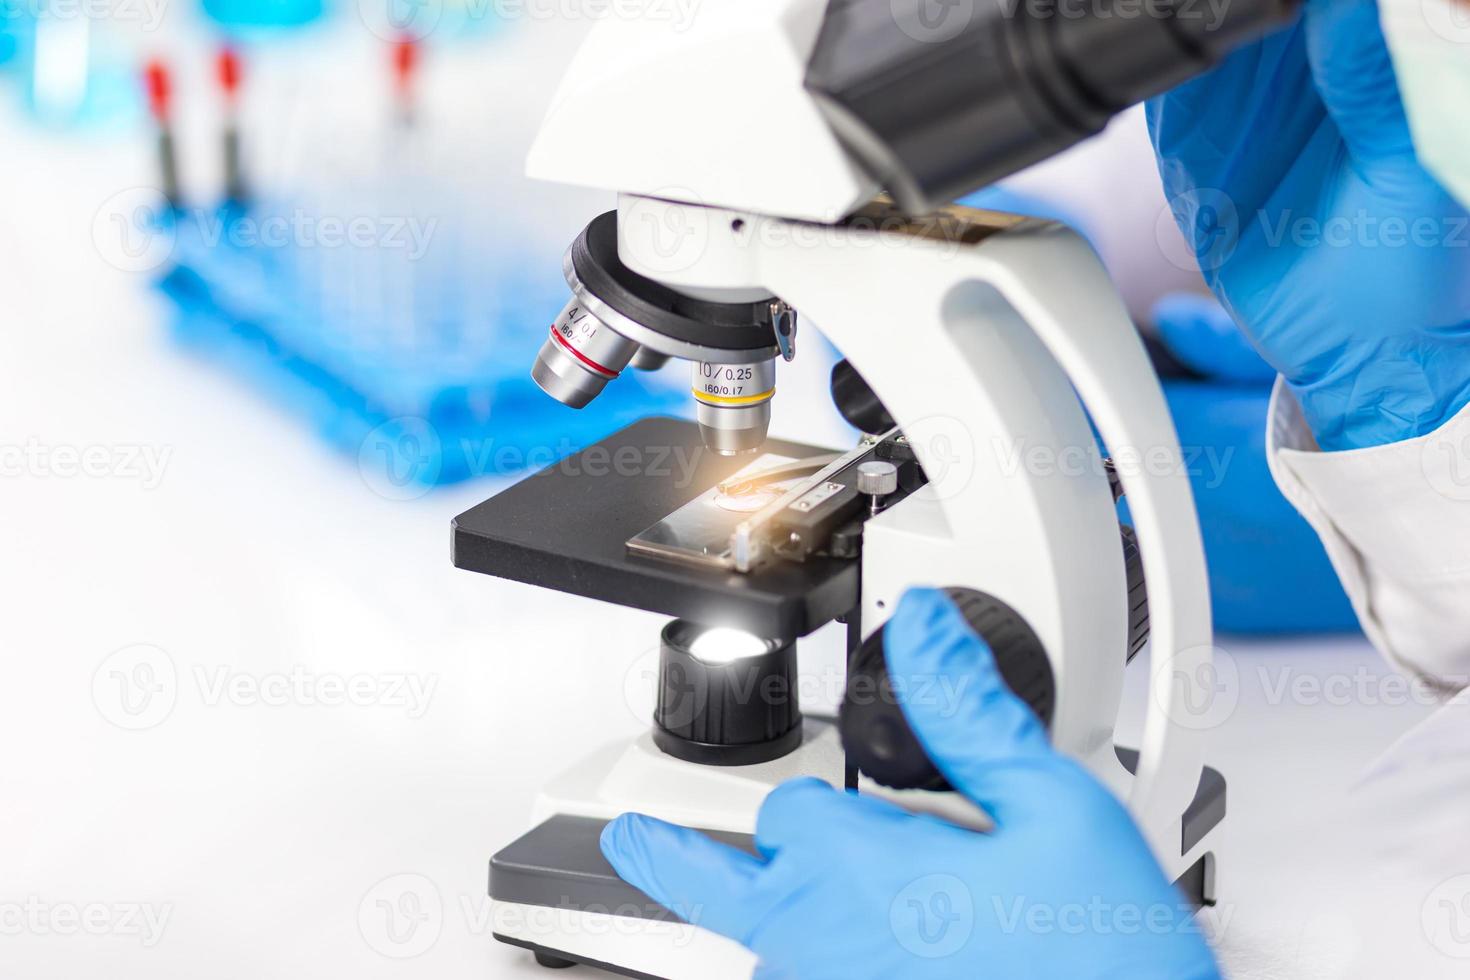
left=689, top=628, right=769, bottom=665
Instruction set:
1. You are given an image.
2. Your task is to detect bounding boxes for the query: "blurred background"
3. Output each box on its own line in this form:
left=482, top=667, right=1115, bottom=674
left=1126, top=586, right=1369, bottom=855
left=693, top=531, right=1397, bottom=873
left=0, top=2, right=1435, bottom=976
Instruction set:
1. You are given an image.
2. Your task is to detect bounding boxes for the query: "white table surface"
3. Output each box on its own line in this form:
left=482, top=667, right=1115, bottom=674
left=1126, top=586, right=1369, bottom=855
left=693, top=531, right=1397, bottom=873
left=0, top=30, right=1438, bottom=978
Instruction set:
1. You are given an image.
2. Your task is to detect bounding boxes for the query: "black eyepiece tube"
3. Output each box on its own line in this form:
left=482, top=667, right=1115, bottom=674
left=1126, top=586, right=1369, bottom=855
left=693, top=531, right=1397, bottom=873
left=805, top=0, right=1299, bottom=216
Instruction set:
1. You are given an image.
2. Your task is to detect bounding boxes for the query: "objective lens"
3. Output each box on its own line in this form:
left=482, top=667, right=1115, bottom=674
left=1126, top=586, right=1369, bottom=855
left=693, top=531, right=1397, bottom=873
left=692, top=359, right=775, bottom=456
left=532, top=299, right=640, bottom=409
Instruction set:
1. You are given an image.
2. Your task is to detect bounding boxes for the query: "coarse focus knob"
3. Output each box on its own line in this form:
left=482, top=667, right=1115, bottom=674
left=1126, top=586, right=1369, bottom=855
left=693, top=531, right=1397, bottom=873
left=840, top=588, right=1055, bottom=792
left=856, top=461, right=899, bottom=497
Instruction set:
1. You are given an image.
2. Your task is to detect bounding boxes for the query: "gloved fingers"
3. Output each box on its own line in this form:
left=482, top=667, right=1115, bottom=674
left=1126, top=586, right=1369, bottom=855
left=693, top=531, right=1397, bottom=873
left=1145, top=25, right=1318, bottom=219
left=753, top=777, right=911, bottom=856
left=1303, top=0, right=1417, bottom=169
left=1151, top=292, right=1277, bottom=385
left=599, top=813, right=768, bottom=942
left=883, top=588, right=1057, bottom=829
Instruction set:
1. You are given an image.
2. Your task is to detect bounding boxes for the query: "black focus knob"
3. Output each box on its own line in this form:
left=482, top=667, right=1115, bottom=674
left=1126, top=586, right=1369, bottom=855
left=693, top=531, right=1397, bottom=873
left=652, top=621, right=803, bottom=767
left=840, top=589, right=1055, bottom=791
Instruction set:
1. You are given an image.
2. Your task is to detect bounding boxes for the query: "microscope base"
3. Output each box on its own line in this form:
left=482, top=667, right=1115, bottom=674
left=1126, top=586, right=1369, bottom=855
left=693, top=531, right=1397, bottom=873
left=489, top=727, right=1223, bottom=979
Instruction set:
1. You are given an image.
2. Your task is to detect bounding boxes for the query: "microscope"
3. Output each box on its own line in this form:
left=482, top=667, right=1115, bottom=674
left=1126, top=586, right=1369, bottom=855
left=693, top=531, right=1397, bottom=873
left=453, top=0, right=1294, bottom=975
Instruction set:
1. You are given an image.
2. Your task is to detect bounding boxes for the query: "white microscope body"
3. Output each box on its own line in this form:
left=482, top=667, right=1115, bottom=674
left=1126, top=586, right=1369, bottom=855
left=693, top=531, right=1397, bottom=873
left=488, top=2, right=1222, bottom=976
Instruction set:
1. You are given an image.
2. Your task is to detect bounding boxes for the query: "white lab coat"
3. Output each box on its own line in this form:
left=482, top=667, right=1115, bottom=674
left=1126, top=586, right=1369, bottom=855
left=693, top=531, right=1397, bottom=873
left=1262, top=383, right=1470, bottom=979
left=1267, top=382, right=1470, bottom=691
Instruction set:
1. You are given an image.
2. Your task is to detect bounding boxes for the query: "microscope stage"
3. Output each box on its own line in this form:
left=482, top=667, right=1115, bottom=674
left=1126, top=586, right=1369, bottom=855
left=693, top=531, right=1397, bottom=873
left=452, top=417, right=858, bottom=639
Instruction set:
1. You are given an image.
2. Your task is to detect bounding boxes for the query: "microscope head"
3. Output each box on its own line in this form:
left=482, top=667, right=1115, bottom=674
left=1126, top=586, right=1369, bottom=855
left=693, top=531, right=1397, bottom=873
left=525, top=0, right=870, bottom=454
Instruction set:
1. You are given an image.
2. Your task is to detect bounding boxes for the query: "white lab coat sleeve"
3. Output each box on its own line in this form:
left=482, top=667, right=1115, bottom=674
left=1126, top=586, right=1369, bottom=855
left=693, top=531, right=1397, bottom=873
left=1265, top=378, right=1470, bottom=691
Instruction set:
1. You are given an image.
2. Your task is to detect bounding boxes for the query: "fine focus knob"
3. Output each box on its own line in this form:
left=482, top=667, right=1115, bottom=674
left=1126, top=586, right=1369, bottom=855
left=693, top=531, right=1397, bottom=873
left=856, top=461, right=899, bottom=498
left=840, top=589, right=1055, bottom=791
left=653, top=621, right=803, bottom=767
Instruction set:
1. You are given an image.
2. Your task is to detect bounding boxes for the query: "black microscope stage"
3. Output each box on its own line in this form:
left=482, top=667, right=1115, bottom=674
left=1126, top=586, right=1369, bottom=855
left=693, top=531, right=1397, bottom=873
left=451, top=417, right=857, bottom=640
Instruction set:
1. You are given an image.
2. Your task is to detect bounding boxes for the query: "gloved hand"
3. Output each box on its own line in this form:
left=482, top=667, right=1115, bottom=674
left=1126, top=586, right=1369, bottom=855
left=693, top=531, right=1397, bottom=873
left=1148, top=0, right=1470, bottom=451
left=1150, top=293, right=1358, bottom=633
left=601, top=589, right=1220, bottom=980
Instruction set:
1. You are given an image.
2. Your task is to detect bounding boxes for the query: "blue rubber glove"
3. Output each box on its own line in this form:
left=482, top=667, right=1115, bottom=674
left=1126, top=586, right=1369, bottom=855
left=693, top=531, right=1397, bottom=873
left=1148, top=0, right=1470, bottom=451
left=1151, top=293, right=1358, bottom=633
left=601, top=589, right=1220, bottom=980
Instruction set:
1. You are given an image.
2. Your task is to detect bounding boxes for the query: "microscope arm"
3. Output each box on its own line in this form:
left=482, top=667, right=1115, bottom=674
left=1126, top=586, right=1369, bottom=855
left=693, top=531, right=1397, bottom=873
left=619, top=200, right=1212, bottom=869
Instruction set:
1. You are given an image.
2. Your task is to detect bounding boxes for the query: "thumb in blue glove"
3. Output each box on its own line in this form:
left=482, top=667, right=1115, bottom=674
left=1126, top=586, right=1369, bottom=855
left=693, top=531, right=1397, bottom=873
left=601, top=589, right=1220, bottom=980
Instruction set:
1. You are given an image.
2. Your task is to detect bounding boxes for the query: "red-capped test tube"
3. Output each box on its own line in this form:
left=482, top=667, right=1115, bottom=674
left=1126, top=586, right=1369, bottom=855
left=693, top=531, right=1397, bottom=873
left=217, top=46, right=247, bottom=203
left=144, top=59, right=181, bottom=209
left=392, top=35, right=419, bottom=129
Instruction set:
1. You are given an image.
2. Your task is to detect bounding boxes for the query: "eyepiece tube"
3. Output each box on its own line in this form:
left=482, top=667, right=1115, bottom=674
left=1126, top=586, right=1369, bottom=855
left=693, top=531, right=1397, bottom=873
left=805, top=0, right=1301, bottom=215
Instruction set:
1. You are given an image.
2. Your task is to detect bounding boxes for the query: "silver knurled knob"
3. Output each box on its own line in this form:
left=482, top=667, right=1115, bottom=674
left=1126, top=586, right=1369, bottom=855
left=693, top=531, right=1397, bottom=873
left=856, top=461, right=899, bottom=498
